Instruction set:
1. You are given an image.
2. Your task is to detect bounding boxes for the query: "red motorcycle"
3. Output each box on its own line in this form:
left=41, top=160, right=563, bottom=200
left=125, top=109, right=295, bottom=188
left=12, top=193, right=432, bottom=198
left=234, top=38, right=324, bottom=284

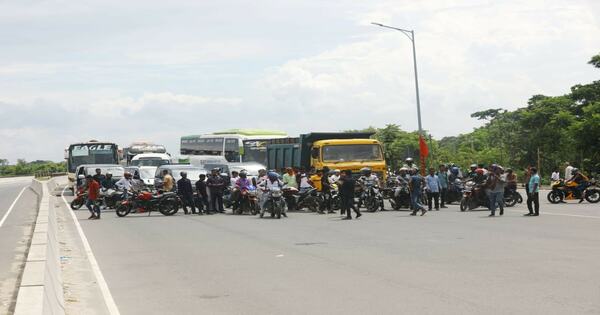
left=70, top=186, right=88, bottom=210
left=115, top=190, right=179, bottom=217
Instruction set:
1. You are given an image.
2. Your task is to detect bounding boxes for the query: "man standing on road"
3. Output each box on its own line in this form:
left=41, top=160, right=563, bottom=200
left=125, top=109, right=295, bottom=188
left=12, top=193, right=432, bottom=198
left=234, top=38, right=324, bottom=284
left=340, top=170, right=361, bottom=220
left=425, top=168, right=441, bottom=211
left=437, top=165, right=449, bottom=209
left=85, top=175, right=101, bottom=220
left=321, top=167, right=334, bottom=213
left=409, top=169, right=427, bottom=216
left=177, top=172, right=196, bottom=215
left=207, top=168, right=226, bottom=213
left=195, top=174, right=209, bottom=215
left=525, top=167, right=540, bottom=216
left=163, top=170, right=175, bottom=192
left=486, top=165, right=505, bottom=216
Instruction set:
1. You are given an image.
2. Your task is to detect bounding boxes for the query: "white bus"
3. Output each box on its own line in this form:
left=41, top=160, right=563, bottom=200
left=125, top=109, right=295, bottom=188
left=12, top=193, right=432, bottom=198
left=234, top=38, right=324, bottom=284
left=180, top=129, right=288, bottom=165
left=65, top=140, right=121, bottom=190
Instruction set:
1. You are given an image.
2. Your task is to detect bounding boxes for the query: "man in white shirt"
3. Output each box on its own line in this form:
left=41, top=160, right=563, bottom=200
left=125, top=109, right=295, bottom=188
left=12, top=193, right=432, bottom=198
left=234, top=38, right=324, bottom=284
left=551, top=169, right=560, bottom=181
left=230, top=171, right=239, bottom=188
left=564, top=162, right=574, bottom=181
left=115, top=172, right=134, bottom=191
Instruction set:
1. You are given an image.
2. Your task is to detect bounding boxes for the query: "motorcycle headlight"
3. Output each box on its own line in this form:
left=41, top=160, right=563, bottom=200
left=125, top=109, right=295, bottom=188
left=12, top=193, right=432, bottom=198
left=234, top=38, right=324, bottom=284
left=272, top=191, right=282, bottom=198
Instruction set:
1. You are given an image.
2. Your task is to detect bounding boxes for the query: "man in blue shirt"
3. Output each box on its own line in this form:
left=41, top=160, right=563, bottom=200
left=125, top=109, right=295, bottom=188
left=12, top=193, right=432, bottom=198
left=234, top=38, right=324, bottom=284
left=425, top=168, right=441, bottom=211
left=437, top=165, right=449, bottom=208
left=409, top=169, right=427, bottom=216
left=526, top=167, right=540, bottom=216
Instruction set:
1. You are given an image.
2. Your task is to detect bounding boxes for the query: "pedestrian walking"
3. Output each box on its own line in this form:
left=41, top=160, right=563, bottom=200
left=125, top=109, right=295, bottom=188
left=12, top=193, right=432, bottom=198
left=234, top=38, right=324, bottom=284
left=437, top=165, right=449, bottom=208
left=85, top=175, right=101, bottom=220
left=409, top=169, right=427, bottom=216
left=340, top=170, right=361, bottom=220
left=207, top=168, right=226, bottom=213
left=177, top=171, right=196, bottom=215
left=195, top=174, right=209, bottom=215
left=525, top=167, right=540, bottom=216
left=425, top=168, right=440, bottom=211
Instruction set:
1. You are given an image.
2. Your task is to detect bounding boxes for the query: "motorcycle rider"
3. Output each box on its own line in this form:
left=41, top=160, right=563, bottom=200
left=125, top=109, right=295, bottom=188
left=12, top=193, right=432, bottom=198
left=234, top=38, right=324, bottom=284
left=329, top=169, right=341, bottom=185
left=357, top=167, right=379, bottom=209
left=229, top=170, right=240, bottom=211
left=101, top=172, right=117, bottom=189
left=258, top=171, right=287, bottom=217
left=566, top=168, right=589, bottom=203
left=177, top=171, right=196, bottom=214
left=403, top=157, right=418, bottom=173
left=115, top=172, right=135, bottom=191
left=467, top=164, right=478, bottom=179
left=207, top=168, right=226, bottom=213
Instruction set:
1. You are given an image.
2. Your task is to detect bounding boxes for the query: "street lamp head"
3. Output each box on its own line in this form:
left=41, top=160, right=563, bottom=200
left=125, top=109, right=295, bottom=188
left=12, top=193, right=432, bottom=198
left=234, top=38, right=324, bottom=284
left=371, top=22, right=383, bottom=26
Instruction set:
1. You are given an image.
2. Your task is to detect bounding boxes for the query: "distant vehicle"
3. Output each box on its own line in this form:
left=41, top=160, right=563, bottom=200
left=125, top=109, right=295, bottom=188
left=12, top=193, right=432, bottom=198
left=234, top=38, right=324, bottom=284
left=228, top=162, right=267, bottom=178
left=266, top=132, right=387, bottom=180
left=74, top=164, right=125, bottom=190
left=124, top=142, right=168, bottom=165
left=180, top=129, right=288, bottom=165
left=130, top=153, right=172, bottom=167
left=154, top=164, right=207, bottom=190
left=65, top=140, right=121, bottom=191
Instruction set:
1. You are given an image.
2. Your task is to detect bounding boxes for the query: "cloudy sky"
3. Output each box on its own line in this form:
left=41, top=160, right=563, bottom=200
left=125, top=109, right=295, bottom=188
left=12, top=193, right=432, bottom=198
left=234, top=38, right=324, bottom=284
left=0, top=0, right=599, bottom=162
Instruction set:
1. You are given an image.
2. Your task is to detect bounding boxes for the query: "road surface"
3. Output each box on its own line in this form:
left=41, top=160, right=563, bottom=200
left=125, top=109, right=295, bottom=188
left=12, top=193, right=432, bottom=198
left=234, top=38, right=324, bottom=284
left=52, top=177, right=600, bottom=314
left=0, top=177, right=37, bottom=314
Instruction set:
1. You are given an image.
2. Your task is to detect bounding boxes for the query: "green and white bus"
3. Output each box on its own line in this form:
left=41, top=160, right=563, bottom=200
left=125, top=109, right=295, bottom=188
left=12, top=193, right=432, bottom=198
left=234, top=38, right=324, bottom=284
left=180, top=129, right=288, bottom=165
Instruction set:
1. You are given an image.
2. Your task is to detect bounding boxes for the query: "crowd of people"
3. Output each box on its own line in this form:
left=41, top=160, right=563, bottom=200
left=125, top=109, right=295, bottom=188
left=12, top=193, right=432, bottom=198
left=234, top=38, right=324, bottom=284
left=79, top=158, right=592, bottom=220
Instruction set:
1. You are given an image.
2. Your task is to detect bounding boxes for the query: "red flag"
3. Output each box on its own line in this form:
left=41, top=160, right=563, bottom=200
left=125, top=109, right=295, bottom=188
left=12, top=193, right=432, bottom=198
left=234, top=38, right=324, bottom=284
left=419, top=135, right=429, bottom=157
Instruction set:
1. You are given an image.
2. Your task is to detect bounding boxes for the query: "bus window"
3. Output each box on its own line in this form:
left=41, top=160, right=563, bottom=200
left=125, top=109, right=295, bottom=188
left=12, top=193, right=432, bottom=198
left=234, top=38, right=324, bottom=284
left=224, top=138, right=240, bottom=162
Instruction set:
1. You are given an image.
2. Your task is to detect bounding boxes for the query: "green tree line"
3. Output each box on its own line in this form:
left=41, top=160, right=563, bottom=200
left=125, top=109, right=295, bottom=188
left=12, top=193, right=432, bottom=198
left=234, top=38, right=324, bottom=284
left=0, top=159, right=66, bottom=177
left=354, top=53, right=600, bottom=178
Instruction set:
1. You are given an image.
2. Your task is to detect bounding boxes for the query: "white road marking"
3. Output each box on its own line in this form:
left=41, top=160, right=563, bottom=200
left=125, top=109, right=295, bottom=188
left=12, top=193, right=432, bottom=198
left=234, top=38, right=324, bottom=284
left=61, top=187, right=121, bottom=315
left=0, top=186, right=27, bottom=228
left=508, top=210, right=600, bottom=219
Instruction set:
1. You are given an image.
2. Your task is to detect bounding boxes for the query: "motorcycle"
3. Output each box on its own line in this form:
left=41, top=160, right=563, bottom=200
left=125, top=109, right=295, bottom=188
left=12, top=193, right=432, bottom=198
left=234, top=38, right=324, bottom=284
left=359, top=180, right=384, bottom=212
left=234, top=187, right=259, bottom=215
left=547, top=179, right=600, bottom=204
left=100, top=188, right=124, bottom=209
left=70, top=186, right=87, bottom=210
left=460, top=181, right=489, bottom=211
left=389, top=183, right=411, bottom=210
left=115, top=190, right=180, bottom=217
left=261, top=186, right=285, bottom=219
left=445, top=179, right=464, bottom=204
left=291, top=188, right=322, bottom=212
left=503, top=186, right=523, bottom=207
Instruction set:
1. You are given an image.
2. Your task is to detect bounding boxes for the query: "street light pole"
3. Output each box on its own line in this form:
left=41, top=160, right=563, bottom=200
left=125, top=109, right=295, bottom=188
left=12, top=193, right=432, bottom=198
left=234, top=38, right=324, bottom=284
left=371, top=22, right=423, bottom=135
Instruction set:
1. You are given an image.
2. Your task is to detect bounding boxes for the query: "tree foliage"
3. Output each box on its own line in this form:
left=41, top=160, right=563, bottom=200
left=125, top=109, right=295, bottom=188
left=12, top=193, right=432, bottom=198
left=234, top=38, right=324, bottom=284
left=353, top=54, right=600, bottom=177
left=0, top=160, right=66, bottom=177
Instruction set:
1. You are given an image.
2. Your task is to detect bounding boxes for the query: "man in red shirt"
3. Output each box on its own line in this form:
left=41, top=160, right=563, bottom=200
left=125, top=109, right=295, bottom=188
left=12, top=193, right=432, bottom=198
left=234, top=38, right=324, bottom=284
left=85, top=175, right=101, bottom=220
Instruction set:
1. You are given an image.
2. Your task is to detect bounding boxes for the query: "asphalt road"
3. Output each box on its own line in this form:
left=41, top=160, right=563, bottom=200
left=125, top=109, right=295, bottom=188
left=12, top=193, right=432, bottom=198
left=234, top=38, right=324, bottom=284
left=0, top=177, right=38, bottom=314
left=55, top=180, right=600, bottom=315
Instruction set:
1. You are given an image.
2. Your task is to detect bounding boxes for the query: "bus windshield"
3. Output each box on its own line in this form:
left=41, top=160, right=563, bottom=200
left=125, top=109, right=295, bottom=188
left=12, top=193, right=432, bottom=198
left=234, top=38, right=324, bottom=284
left=322, top=144, right=383, bottom=162
left=68, top=144, right=118, bottom=173
left=242, top=140, right=268, bottom=164
left=131, top=158, right=170, bottom=167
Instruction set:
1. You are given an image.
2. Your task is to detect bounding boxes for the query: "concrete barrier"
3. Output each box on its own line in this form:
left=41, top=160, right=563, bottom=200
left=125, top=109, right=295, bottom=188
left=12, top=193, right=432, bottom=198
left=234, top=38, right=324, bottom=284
left=14, top=179, right=65, bottom=315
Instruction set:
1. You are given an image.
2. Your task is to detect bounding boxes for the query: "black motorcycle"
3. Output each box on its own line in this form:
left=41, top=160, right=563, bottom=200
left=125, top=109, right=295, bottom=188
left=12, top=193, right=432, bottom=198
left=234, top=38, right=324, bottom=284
left=445, top=179, right=464, bottom=204
left=460, top=181, right=489, bottom=211
left=359, top=180, right=384, bottom=212
left=261, top=187, right=285, bottom=219
left=503, top=186, right=523, bottom=207
left=389, top=183, right=411, bottom=210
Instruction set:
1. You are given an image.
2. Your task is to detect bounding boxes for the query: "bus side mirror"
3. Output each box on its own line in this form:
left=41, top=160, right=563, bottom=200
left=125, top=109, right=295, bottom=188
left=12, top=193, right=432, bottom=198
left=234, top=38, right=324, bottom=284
left=311, top=147, right=320, bottom=159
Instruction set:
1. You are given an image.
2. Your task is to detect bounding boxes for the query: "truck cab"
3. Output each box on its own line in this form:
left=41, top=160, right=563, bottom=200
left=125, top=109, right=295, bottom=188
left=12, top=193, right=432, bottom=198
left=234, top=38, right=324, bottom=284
left=311, top=138, right=386, bottom=180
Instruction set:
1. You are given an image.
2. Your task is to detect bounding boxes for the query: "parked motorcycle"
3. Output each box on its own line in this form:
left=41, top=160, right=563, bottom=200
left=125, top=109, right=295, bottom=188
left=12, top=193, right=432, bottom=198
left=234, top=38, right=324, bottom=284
left=115, top=190, right=179, bottom=217
left=290, top=188, right=322, bottom=212
left=100, top=188, right=124, bottom=209
left=547, top=179, right=600, bottom=204
left=260, top=186, right=285, bottom=219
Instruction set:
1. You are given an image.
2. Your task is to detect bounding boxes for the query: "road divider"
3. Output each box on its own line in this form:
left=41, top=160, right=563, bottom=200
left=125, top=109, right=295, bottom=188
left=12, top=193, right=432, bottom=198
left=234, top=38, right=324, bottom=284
left=14, top=179, right=65, bottom=315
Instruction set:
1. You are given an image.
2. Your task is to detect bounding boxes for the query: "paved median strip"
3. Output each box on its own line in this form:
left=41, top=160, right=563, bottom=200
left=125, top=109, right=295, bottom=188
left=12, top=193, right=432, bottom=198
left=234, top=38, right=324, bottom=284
left=14, top=179, right=65, bottom=315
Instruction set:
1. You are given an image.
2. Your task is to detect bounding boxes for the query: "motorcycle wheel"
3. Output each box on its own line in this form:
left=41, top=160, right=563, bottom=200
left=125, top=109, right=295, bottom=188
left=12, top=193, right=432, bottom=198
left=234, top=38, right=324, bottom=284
left=331, top=197, right=340, bottom=211
left=250, top=202, right=258, bottom=215
left=70, top=198, right=84, bottom=210
left=547, top=191, right=562, bottom=204
left=276, top=203, right=282, bottom=219
left=116, top=204, right=131, bottom=217
left=159, top=199, right=179, bottom=216
left=459, top=198, right=467, bottom=212
left=504, top=194, right=518, bottom=207
left=365, top=198, right=378, bottom=212
left=517, top=193, right=523, bottom=203
left=585, top=189, right=600, bottom=203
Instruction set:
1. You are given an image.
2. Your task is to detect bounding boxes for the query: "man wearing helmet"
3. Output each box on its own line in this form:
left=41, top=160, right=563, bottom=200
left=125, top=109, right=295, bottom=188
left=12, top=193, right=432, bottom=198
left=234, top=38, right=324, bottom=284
left=177, top=171, right=196, bottom=215
left=566, top=168, right=589, bottom=203
left=357, top=167, right=379, bottom=209
left=116, top=171, right=134, bottom=191
left=207, top=168, right=226, bottom=213
left=402, top=157, right=418, bottom=174
left=258, top=171, right=287, bottom=217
